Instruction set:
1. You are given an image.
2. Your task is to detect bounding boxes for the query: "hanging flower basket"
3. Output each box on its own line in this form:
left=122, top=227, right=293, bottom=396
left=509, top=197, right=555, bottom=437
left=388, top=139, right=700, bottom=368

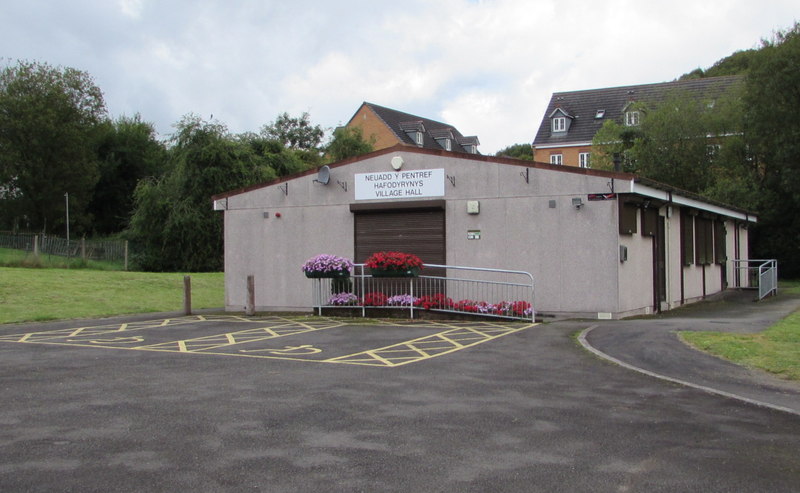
left=365, top=251, right=423, bottom=277
left=304, top=269, right=351, bottom=279
left=302, top=254, right=353, bottom=278
left=370, top=266, right=422, bottom=278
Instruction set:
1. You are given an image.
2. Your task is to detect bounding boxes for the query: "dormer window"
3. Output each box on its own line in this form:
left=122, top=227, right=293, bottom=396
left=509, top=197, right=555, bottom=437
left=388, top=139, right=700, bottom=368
left=435, top=137, right=451, bottom=151
left=625, top=111, right=640, bottom=126
left=457, top=136, right=480, bottom=154
left=552, top=117, right=566, bottom=132
left=399, top=121, right=426, bottom=146
left=595, top=109, right=605, bottom=119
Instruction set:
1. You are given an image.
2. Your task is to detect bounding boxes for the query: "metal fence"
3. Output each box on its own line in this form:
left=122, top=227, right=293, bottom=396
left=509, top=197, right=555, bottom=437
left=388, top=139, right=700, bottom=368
left=0, top=233, right=128, bottom=265
left=731, top=259, right=778, bottom=300
left=311, top=263, right=535, bottom=322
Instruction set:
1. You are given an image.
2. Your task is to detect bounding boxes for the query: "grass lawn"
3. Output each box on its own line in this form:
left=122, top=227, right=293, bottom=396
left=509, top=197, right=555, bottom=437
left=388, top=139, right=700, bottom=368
left=0, top=267, right=224, bottom=324
left=679, top=280, right=800, bottom=381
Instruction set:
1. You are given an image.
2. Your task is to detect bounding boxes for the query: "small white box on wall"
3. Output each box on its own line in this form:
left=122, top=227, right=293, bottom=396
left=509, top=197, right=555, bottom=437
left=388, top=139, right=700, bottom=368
left=466, top=200, right=480, bottom=214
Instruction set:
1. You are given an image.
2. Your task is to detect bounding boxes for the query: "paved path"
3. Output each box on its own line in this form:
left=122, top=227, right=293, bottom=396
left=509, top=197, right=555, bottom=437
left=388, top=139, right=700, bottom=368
left=577, top=290, right=800, bottom=415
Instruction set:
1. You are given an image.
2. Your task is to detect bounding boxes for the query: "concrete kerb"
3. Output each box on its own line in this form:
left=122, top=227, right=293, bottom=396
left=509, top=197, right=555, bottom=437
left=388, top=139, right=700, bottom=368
left=577, top=324, right=800, bottom=417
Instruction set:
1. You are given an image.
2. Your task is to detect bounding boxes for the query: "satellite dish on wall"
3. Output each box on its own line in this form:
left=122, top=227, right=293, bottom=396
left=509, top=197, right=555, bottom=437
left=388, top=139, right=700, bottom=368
left=315, top=165, right=331, bottom=185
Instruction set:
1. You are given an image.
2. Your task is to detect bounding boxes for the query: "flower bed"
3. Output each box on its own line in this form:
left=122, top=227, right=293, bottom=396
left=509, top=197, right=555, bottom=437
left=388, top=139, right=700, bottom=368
left=320, top=290, right=531, bottom=319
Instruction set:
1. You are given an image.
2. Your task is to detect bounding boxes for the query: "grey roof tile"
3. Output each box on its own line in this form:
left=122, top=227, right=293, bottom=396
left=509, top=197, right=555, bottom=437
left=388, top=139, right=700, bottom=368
left=533, top=75, right=743, bottom=147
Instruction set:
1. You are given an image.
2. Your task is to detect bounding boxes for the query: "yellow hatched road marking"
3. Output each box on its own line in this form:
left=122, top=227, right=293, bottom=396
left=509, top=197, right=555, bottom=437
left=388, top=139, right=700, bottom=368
left=325, top=323, right=534, bottom=367
left=0, top=316, right=535, bottom=368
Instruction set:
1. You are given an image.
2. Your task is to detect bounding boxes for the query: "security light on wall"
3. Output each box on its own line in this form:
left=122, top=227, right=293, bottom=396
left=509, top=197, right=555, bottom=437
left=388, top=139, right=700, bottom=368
left=572, top=197, right=584, bottom=209
left=391, top=156, right=404, bottom=170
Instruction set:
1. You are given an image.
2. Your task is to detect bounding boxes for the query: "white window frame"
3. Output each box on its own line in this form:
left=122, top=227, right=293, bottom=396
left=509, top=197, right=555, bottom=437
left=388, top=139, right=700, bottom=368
left=415, top=131, right=423, bottom=146
left=625, top=111, right=640, bottom=126
left=552, top=117, right=566, bottom=132
left=579, top=152, right=591, bottom=168
left=550, top=154, right=563, bottom=165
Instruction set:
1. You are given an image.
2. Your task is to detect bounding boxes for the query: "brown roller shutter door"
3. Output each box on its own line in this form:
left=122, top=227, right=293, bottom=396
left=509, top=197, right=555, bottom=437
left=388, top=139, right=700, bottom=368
left=354, top=209, right=446, bottom=266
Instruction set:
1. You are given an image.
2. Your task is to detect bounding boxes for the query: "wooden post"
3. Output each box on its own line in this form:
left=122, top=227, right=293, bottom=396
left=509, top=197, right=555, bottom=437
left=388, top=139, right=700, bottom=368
left=246, top=275, right=255, bottom=316
left=81, top=236, right=86, bottom=261
left=124, top=241, right=129, bottom=271
left=33, top=235, right=40, bottom=258
left=183, top=275, right=192, bottom=315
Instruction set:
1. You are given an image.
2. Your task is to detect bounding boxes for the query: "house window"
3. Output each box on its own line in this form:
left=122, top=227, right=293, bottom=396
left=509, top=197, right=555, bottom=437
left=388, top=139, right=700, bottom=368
left=595, top=109, right=605, bottom=119
left=625, top=111, right=640, bottom=126
left=436, top=138, right=451, bottom=151
left=552, top=117, right=566, bottom=132
left=579, top=152, right=591, bottom=168
left=550, top=154, right=563, bottom=165
left=414, top=131, right=423, bottom=146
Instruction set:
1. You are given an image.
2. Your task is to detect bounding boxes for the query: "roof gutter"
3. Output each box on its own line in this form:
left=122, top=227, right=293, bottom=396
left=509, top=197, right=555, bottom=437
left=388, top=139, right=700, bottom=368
left=629, top=181, right=756, bottom=223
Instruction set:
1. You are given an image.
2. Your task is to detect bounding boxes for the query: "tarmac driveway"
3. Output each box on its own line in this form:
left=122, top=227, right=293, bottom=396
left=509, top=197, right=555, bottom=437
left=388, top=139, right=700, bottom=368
left=0, top=307, right=798, bottom=492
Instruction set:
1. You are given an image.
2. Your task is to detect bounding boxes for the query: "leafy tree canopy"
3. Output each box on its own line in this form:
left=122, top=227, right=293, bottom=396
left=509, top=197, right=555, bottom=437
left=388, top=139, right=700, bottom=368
left=88, top=114, right=166, bottom=235
left=495, top=143, right=533, bottom=160
left=0, top=60, right=107, bottom=235
left=325, top=126, right=375, bottom=163
left=261, top=111, right=324, bottom=150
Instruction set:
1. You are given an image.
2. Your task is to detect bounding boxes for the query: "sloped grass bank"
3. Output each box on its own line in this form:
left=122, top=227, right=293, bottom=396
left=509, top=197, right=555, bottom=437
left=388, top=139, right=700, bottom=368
left=0, top=267, right=223, bottom=324
left=680, top=282, right=800, bottom=381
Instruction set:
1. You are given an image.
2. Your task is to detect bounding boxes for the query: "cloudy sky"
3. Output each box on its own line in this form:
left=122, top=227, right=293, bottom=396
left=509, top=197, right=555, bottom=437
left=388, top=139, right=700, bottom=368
left=1, top=0, right=796, bottom=153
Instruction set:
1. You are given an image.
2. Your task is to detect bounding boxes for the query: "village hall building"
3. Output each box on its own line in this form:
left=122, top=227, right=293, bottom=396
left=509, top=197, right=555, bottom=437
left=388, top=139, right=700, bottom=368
left=213, top=145, right=754, bottom=320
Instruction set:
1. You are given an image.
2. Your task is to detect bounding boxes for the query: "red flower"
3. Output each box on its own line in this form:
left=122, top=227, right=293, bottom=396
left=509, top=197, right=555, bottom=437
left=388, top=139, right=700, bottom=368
left=365, top=251, right=424, bottom=271
left=362, top=292, right=388, bottom=307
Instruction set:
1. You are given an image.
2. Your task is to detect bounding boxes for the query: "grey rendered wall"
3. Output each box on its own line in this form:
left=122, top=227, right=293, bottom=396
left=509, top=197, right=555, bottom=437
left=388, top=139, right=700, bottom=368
left=221, top=151, right=627, bottom=315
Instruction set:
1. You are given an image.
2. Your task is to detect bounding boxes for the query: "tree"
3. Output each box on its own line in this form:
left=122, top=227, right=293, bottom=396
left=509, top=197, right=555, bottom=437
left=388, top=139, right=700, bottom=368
left=742, top=23, right=800, bottom=277
left=325, top=126, right=375, bottom=162
left=495, top=143, right=533, bottom=160
left=88, top=114, right=167, bottom=235
left=126, top=115, right=315, bottom=271
left=0, top=60, right=106, bottom=234
left=591, top=86, right=747, bottom=195
left=261, top=112, right=324, bottom=150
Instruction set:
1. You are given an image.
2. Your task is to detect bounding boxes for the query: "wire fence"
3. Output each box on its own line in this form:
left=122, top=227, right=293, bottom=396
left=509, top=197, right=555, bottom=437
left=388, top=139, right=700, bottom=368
left=0, top=233, right=128, bottom=266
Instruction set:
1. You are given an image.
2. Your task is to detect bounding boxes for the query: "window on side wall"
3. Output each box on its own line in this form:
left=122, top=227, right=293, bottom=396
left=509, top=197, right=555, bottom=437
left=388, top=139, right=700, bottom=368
left=550, top=154, right=563, bottom=165
left=579, top=152, right=591, bottom=168
left=552, top=117, right=566, bottom=132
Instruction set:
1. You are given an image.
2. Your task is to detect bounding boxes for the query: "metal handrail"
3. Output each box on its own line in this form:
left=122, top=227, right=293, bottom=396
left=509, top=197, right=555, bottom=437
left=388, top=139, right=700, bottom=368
left=732, top=259, right=778, bottom=299
left=311, top=263, right=535, bottom=322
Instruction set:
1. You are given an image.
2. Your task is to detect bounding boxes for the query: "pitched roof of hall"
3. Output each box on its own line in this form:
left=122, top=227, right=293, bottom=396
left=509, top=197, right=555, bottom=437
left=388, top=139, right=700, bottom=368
left=532, top=75, right=743, bottom=148
left=351, top=102, right=480, bottom=154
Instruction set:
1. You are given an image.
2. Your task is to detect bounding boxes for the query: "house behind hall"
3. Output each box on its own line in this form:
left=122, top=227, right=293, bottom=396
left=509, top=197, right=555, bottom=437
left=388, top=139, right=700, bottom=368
left=345, top=102, right=481, bottom=155
left=532, top=75, right=743, bottom=168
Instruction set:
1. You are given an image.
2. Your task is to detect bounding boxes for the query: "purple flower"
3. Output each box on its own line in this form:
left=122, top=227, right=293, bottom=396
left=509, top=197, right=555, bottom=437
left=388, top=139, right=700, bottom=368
left=387, top=294, right=418, bottom=306
left=302, top=254, right=354, bottom=274
left=327, top=292, right=359, bottom=306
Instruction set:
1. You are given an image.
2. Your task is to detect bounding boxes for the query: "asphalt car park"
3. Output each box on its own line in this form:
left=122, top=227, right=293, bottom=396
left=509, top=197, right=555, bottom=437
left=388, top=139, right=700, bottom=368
left=0, top=308, right=798, bottom=492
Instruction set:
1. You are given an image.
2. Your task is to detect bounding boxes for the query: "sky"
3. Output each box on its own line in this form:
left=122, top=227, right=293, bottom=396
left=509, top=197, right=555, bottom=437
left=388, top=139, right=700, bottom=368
left=1, top=0, right=796, bottom=154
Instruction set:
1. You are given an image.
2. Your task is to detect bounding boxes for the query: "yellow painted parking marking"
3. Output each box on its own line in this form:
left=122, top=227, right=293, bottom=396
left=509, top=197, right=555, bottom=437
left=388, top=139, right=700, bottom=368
left=0, top=316, right=535, bottom=367
left=323, top=323, right=535, bottom=367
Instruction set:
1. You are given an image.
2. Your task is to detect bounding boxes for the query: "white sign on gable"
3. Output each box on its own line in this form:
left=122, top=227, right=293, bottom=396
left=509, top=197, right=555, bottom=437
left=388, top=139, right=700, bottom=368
left=354, top=169, right=445, bottom=201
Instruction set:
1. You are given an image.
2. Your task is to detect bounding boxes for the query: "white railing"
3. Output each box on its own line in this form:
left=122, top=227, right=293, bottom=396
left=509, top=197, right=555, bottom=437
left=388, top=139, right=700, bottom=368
left=732, top=259, right=778, bottom=300
left=310, top=263, right=535, bottom=322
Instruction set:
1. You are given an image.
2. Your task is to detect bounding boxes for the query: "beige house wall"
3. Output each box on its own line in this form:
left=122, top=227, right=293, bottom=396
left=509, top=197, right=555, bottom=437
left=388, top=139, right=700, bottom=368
left=345, top=105, right=404, bottom=151
left=532, top=144, right=592, bottom=168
